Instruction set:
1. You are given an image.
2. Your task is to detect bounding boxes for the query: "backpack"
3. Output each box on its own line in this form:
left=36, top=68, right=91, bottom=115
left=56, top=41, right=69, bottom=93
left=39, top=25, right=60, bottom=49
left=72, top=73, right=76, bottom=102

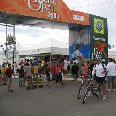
left=94, top=63, right=106, bottom=70
left=94, top=63, right=107, bottom=77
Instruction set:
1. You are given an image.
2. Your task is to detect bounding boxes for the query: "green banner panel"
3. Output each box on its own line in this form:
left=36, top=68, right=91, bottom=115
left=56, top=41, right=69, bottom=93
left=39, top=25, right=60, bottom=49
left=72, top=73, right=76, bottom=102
left=90, top=14, right=108, bottom=64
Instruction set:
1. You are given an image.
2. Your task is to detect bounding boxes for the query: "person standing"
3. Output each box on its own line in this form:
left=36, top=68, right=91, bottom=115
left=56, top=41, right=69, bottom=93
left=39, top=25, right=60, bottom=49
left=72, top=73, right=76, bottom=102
left=107, top=58, right=116, bottom=92
left=45, top=68, right=51, bottom=87
left=5, top=64, right=14, bottom=92
left=0, top=65, right=2, bottom=85
left=19, top=66, right=25, bottom=87
left=41, top=59, right=45, bottom=74
left=93, top=59, right=107, bottom=100
left=13, top=62, right=17, bottom=78
left=51, top=61, right=57, bottom=83
left=1, top=64, right=7, bottom=85
left=33, top=65, right=39, bottom=79
left=57, top=63, right=64, bottom=86
left=64, top=59, right=69, bottom=74
left=25, top=63, right=32, bottom=79
left=71, top=62, right=79, bottom=84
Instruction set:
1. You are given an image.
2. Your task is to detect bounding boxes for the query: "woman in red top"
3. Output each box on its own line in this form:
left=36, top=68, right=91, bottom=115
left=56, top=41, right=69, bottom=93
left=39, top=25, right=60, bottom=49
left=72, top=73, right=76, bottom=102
left=60, top=63, right=64, bottom=74
left=51, top=62, right=57, bottom=83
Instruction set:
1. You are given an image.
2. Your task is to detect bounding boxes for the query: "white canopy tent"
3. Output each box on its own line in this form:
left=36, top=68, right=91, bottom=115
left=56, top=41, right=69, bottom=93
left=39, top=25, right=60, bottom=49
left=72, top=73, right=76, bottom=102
left=108, top=46, right=116, bottom=59
left=19, top=39, right=69, bottom=56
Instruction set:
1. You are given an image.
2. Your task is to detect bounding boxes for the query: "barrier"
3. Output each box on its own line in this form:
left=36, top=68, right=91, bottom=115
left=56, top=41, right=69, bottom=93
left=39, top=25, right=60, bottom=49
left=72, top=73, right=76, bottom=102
left=37, top=75, right=43, bottom=88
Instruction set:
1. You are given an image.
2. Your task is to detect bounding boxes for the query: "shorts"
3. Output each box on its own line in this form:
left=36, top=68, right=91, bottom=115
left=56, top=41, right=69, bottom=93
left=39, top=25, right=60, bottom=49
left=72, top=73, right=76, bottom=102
left=107, top=76, right=116, bottom=83
left=2, top=74, right=6, bottom=79
left=19, top=77, right=24, bottom=82
left=56, top=73, right=62, bottom=82
left=8, top=77, right=12, bottom=83
left=46, top=75, right=50, bottom=81
left=95, top=77, right=106, bottom=84
left=73, top=74, right=78, bottom=79
left=52, top=73, right=56, bottom=80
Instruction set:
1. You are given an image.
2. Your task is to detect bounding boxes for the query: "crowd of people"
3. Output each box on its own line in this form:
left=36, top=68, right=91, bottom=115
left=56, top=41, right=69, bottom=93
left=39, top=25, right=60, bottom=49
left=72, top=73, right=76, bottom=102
left=0, top=58, right=67, bottom=93
left=0, top=57, right=116, bottom=101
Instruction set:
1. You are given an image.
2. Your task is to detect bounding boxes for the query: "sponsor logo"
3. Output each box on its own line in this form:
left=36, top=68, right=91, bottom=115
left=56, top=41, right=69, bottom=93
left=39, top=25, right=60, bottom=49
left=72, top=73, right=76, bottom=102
left=28, top=0, right=59, bottom=19
left=94, top=18, right=104, bottom=34
left=73, top=15, right=84, bottom=21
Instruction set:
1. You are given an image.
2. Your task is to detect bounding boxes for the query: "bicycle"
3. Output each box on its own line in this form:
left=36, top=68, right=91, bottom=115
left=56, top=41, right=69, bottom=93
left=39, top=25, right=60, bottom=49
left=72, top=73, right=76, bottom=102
left=82, top=79, right=101, bottom=104
left=77, top=75, right=91, bottom=99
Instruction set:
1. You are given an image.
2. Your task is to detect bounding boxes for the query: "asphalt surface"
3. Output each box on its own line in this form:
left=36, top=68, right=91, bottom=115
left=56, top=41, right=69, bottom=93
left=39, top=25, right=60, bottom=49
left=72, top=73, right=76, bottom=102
left=0, top=78, right=116, bottom=116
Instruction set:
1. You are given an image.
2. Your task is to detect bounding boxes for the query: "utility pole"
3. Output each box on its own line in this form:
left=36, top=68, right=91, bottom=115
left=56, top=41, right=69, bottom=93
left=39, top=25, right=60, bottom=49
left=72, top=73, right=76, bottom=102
left=5, top=24, right=16, bottom=71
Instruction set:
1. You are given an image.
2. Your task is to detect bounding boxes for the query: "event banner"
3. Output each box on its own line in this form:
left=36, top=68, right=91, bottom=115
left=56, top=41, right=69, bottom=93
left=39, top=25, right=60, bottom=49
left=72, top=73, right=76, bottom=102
left=0, top=0, right=90, bottom=25
left=90, top=14, right=108, bottom=63
left=69, top=27, right=90, bottom=60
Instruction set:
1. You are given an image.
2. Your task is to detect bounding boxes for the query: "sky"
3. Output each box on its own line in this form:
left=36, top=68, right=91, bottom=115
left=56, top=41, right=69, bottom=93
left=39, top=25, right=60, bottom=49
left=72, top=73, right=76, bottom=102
left=0, top=0, right=116, bottom=50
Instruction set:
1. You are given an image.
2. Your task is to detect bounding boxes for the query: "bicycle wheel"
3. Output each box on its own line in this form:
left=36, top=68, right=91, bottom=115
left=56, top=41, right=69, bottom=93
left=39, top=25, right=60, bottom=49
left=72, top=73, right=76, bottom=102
left=78, top=83, right=83, bottom=99
left=82, top=86, right=91, bottom=104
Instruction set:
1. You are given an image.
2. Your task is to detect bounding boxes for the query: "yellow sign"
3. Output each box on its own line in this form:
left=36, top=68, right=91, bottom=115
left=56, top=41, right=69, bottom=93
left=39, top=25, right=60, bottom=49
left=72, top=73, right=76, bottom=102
left=94, top=18, right=104, bottom=34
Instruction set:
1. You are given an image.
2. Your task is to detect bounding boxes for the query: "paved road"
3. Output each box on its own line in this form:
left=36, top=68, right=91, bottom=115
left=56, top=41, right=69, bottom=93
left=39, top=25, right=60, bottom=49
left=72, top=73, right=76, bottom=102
left=0, top=79, right=116, bottom=116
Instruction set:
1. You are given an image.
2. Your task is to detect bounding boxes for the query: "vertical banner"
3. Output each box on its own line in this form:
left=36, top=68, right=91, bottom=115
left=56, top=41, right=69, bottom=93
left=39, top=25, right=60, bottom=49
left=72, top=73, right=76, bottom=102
left=69, top=27, right=90, bottom=60
left=90, top=15, right=108, bottom=64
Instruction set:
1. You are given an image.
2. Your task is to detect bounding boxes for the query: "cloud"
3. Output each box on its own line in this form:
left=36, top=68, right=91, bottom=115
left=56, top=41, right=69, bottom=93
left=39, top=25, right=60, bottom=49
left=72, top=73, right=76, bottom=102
left=0, top=25, right=68, bottom=46
left=0, top=0, right=116, bottom=49
left=63, top=0, right=116, bottom=45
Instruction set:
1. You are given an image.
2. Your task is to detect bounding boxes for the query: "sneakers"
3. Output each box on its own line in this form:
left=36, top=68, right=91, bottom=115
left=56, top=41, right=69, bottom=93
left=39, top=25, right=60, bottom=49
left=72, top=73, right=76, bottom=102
left=107, top=89, right=111, bottom=92
left=10, top=90, right=13, bottom=93
left=8, top=90, right=13, bottom=93
left=103, top=95, right=106, bottom=100
left=112, top=89, right=116, bottom=92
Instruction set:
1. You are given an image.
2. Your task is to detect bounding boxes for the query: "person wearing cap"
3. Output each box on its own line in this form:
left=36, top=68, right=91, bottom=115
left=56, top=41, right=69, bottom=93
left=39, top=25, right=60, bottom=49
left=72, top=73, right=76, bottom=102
left=93, top=59, right=107, bottom=100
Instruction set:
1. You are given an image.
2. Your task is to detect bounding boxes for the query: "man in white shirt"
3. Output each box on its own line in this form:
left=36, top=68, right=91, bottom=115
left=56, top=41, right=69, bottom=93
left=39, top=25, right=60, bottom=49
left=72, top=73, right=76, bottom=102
left=64, top=59, right=69, bottom=74
left=94, top=59, right=107, bottom=100
left=107, top=58, right=116, bottom=92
